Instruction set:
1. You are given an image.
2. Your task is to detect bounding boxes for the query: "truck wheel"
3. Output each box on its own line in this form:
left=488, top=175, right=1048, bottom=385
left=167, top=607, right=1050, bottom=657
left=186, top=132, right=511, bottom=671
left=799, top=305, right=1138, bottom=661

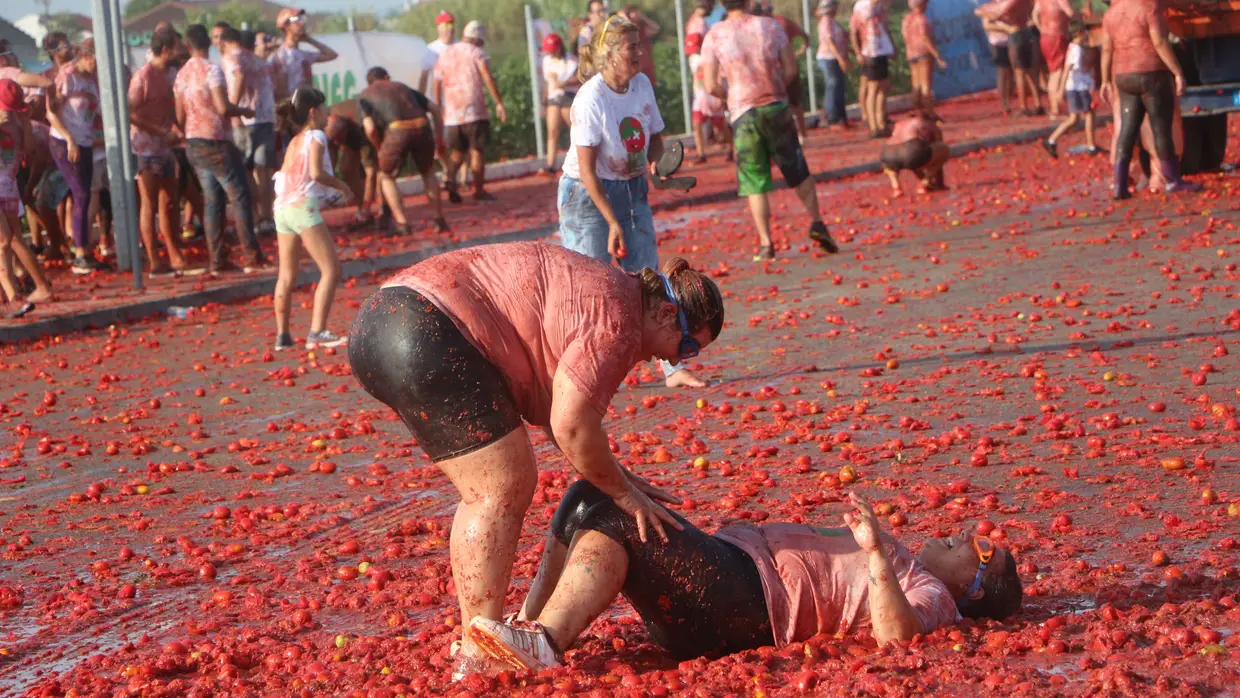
left=1181, top=114, right=1228, bottom=175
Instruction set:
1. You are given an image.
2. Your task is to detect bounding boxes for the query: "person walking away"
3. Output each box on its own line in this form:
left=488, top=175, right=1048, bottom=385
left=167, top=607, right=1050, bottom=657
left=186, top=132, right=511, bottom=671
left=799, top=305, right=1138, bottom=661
left=1100, top=0, right=1199, bottom=198
left=559, top=14, right=707, bottom=389
left=0, top=79, right=53, bottom=314
left=816, top=0, right=853, bottom=129
left=270, top=8, right=339, bottom=102
left=851, top=0, right=895, bottom=137
left=1043, top=21, right=1102, bottom=157
left=977, top=0, right=1041, bottom=114
left=419, top=12, right=456, bottom=96
left=980, top=15, right=1016, bottom=113
left=358, top=67, right=448, bottom=235
left=45, top=38, right=104, bottom=274
left=880, top=110, right=950, bottom=196
left=348, top=241, right=725, bottom=677
left=271, top=88, right=351, bottom=352
left=129, top=26, right=194, bottom=277
left=540, top=33, right=579, bottom=176
left=1034, top=0, right=1076, bottom=116
left=902, top=0, right=948, bottom=120
left=619, top=5, right=661, bottom=88
left=435, top=21, right=507, bottom=203
left=702, top=0, right=838, bottom=262
left=754, top=0, right=811, bottom=141
left=325, top=101, right=386, bottom=228
left=175, top=24, right=263, bottom=275
left=223, top=29, right=278, bottom=237
left=687, top=32, right=731, bottom=163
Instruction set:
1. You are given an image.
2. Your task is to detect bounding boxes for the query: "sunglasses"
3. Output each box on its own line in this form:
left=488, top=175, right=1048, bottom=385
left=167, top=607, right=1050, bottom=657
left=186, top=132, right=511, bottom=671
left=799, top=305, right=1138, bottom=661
left=658, top=273, right=701, bottom=361
left=956, top=536, right=995, bottom=608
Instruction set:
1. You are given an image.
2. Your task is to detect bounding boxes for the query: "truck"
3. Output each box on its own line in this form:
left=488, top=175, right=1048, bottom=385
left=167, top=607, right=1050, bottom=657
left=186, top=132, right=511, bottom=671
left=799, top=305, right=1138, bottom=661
left=1166, top=0, right=1239, bottom=172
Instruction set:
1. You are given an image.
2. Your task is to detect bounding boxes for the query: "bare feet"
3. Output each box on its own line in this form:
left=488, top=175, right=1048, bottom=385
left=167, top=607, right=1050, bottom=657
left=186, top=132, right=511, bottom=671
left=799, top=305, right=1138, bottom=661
left=665, top=368, right=707, bottom=389
left=26, top=288, right=53, bottom=303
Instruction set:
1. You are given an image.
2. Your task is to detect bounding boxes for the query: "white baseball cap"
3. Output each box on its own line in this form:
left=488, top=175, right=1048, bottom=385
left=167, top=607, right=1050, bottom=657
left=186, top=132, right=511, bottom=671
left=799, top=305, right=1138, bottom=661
left=463, top=21, right=487, bottom=42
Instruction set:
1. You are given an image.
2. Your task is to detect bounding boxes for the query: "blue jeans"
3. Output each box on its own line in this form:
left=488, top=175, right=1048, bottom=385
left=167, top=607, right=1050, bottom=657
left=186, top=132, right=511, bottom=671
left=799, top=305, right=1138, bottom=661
left=819, top=58, right=848, bottom=125
left=557, top=175, right=657, bottom=273
left=186, top=138, right=259, bottom=270
left=557, top=175, right=682, bottom=377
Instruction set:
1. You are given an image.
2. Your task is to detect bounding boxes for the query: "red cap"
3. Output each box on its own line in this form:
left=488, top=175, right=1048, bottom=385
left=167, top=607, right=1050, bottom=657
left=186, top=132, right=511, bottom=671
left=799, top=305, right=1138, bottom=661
left=0, top=79, right=27, bottom=113
left=435, top=11, right=455, bottom=25
left=540, top=32, right=563, bottom=54
left=685, top=32, right=704, bottom=55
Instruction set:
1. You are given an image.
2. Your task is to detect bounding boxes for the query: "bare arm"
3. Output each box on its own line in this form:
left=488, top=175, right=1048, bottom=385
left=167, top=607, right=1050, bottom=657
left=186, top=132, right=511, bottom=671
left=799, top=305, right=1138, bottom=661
left=1148, top=14, right=1185, bottom=93
left=780, top=39, right=799, bottom=87
left=209, top=82, right=253, bottom=119
left=15, top=72, right=52, bottom=89
left=307, top=134, right=352, bottom=195
left=636, top=12, right=661, bottom=39
left=1099, top=28, right=1113, bottom=98
left=844, top=493, right=924, bottom=645
left=924, top=20, right=946, bottom=67
left=361, top=115, right=381, bottom=149
left=175, top=93, right=186, bottom=130
left=303, top=37, right=338, bottom=63
left=703, top=59, right=725, bottom=99
left=478, top=57, right=507, bottom=122
left=44, top=90, right=79, bottom=160
left=576, top=144, right=621, bottom=227
left=427, top=100, right=445, bottom=154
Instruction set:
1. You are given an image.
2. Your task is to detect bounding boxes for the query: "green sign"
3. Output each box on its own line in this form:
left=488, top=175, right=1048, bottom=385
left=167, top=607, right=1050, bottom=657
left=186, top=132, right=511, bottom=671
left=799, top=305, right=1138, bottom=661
left=313, top=70, right=358, bottom=106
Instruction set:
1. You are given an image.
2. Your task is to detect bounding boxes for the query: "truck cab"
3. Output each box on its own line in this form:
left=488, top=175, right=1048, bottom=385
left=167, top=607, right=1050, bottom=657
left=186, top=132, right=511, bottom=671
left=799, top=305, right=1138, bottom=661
left=1166, top=0, right=1239, bottom=172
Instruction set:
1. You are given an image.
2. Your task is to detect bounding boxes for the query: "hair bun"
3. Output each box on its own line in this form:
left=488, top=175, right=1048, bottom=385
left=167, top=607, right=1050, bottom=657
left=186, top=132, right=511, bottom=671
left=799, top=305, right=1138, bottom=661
left=662, top=257, right=691, bottom=278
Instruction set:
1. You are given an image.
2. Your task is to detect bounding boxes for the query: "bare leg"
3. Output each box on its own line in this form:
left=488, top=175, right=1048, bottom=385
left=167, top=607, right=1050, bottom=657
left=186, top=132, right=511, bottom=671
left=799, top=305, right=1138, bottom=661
left=377, top=172, right=408, bottom=226
left=858, top=75, right=870, bottom=125
left=272, top=230, right=301, bottom=337
left=298, top=222, right=341, bottom=334
left=692, top=117, right=707, bottom=159
left=997, top=67, right=1012, bottom=113
left=1014, top=68, right=1029, bottom=111
left=534, top=529, right=628, bottom=651
left=137, top=172, right=165, bottom=270
left=157, top=177, right=186, bottom=268
left=1048, top=113, right=1080, bottom=145
left=421, top=169, right=445, bottom=228
left=794, top=176, right=822, bottom=222
left=545, top=105, right=561, bottom=170
left=363, top=164, right=378, bottom=216
left=1048, top=69, right=1064, bottom=116
left=1084, top=111, right=1097, bottom=149
left=519, top=532, right=570, bottom=621
left=470, top=148, right=487, bottom=197
left=439, top=427, right=538, bottom=643
left=0, top=212, right=51, bottom=301
left=876, top=80, right=890, bottom=130
left=884, top=167, right=903, bottom=196
left=445, top=150, right=464, bottom=198
left=747, top=193, right=772, bottom=249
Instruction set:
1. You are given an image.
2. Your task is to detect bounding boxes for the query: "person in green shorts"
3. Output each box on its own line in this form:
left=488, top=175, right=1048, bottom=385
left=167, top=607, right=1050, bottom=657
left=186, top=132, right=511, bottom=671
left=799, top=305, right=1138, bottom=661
left=700, top=0, right=838, bottom=262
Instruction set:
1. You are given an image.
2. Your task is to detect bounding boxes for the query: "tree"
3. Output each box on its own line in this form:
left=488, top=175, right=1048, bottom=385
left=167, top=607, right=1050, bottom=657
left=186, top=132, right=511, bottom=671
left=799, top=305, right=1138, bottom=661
left=186, top=1, right=271, bottom=33
left=46, top=13, right=87, bottom=44
left=316, top=12, right=381, bottom=34
left=124, top=0, right=165, bottom=19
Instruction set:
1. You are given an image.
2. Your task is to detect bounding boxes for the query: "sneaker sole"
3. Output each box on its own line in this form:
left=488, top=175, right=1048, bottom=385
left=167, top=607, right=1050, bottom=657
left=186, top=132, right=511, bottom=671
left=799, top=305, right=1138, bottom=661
left=304, top=338, right=347, bottom=350
left=466, top=622, right=548, bottom=672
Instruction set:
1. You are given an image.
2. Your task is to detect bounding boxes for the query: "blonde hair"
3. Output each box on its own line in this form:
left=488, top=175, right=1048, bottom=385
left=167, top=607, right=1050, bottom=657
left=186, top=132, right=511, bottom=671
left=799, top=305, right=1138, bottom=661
left=577, top=13, right=638, bottom=82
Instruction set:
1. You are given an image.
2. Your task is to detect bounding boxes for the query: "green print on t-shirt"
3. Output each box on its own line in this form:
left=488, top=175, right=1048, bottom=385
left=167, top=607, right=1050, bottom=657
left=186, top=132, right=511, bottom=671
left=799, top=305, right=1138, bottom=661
left=619, top=116, right=646, bottom=174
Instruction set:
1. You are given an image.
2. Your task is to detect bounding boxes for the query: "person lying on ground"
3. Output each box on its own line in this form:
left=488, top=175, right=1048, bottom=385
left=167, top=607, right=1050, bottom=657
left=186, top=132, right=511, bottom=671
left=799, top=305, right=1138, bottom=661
left=466, top=483, right=1023, bottom=671
left=879, top=110, right=950, bottom=196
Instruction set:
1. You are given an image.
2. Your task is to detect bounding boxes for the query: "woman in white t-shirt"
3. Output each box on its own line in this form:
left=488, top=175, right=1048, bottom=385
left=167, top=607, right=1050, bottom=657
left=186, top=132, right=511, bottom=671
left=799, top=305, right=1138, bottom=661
left=559, top=14, right=705, bottom=389
left=540, top=33, right=580, bottom=176
left=270, top=88, right=354, bottom=353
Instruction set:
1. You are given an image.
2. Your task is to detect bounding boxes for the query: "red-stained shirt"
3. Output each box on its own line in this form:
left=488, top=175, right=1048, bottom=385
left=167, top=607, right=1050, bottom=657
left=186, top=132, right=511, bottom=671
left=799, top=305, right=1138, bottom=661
left=174, top=56, right=230, bottom=142
left=435, top=42, right=490, bottom=126
left=128, top=61, right=176, bottom=157
left=717, top=524, right=961, bottom=645
left=1035, top=0, right=1074, bottom=36
left=889, top=115, right=942, bottom=144
left=700, top=15, right=790, bottom=122
left=384, top=242, right=646, bottom=426
left=1103, top=0, right=1167, bottom=76
left=901, top=12, right=932, bottom=60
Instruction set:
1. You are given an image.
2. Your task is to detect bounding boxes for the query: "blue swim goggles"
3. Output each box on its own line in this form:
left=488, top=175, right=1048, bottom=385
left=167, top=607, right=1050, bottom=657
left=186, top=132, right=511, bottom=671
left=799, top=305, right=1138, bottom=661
left=658, top=273, right=700, bottom=361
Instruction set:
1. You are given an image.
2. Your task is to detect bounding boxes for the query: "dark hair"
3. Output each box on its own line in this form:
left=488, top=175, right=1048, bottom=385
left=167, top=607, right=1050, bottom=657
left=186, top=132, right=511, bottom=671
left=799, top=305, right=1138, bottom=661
left=240, top=30, right=257, bottom=51
left=220, top=26, right=242, bottom=45
left=150, top=27, right=180, bottom=56
left=366, top=66, right=389, bottom=84
left=637, top=258, right=725, bottom=341
left=586, top=0, right=604, bottom=11
left=277, top=87, right=327, bottom=130
left=186, top=24, right=211, bottom=52
left=722, top=0, right=749, bottom=10
left=213, top=21, right=232, bottom=32
left=43, top=31, right=69, bottom=53
left=959, top=550, right=1023, bottom=621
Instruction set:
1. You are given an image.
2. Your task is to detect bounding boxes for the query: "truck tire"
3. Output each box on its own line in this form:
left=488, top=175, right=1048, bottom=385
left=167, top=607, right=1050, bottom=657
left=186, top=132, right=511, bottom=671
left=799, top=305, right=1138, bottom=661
left=1181, top=114, right=1228, bottom=175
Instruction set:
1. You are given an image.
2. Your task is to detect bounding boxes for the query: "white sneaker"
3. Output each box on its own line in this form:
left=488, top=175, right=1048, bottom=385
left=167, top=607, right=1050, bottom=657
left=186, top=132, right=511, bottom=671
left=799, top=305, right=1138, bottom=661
left=467, top=617, right=562, bottom=672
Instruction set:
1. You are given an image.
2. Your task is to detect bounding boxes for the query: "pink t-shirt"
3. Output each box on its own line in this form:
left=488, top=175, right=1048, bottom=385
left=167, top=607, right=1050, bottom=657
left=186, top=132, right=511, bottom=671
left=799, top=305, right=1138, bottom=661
left=889, top=115, right=941, bottom=144
left=0, top=119, right=23, bottom=200
left=128, top=61, right=176, bottom=157
left=222, top=49, right=276, bottom=125
left=716, top=524, right=961, bottom=645
left=435, top=42, right=490, bottom=127
left=1035, top=0, right=1073, bottom=36
left=384, top=242, right=645, bottom=425
left=816, top=16, right=848, bottom=61
left=174, top=56, right=230, bottom=142
left=699, top=15, right=789, bottom=122
left=1103, top=0, right=1166, bottom=76
left=902, top=12, right=932, bottom=60
left=270, top=45, right=319, bottom=96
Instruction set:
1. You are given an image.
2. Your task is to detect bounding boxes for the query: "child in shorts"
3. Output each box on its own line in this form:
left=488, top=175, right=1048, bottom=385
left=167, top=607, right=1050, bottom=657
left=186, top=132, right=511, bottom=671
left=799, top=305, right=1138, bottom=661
left=1042, top=22, right=1101, bottom=159
left=0, top=79, right=53, bottom=317
left=271, top=87, right=353, bottom=351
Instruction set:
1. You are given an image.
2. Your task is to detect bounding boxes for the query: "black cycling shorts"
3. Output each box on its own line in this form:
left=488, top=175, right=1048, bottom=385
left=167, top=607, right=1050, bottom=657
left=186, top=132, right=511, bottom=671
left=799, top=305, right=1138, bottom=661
left=549, top=480, right=774, bottom=660
left=862, top=55, right=890, bottom=81
left=880, top=138, right=933, bottom=172
left=348, top=286, right=524, bottom=462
